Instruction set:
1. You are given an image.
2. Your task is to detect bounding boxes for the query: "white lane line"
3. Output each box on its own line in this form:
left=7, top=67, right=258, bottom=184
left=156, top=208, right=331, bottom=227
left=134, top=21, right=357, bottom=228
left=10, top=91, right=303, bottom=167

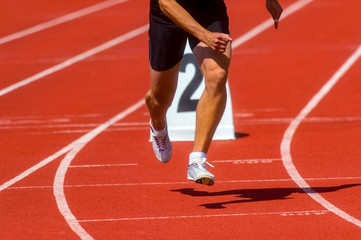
left=0, top=113, right=102, bottom=120
left=69, top=163, right=138, bottom=168
left=22, top=127, right=150, bottom=135
left=2, top=116, right=361, bottom=133
left=281, top=44, right=361, bottom=228
left=0, top=0, right=129, bottom=45
left=233, top=117, right=361, bottom=125
left=0, top=119, right=70, bottom=125
left=236, top=108, right=286, bottom=113
left=213, top=158, right=282, bottom=164
left=77, top=210, right=330, bottom=222
left=53, top=99, right=144, bottom=240
left=4, top=116, right=361, bottom=128
left=0, top=24, right=148, bottom=97
left=8, top=176, right=361, bottom=190
left=232, top=0, right=314, bottom=48
left=0, top=121, right=149, bottom=128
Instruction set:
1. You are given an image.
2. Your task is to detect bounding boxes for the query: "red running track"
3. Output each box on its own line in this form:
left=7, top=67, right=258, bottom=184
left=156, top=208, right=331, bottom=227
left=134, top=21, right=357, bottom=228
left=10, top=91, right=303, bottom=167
left=0, top=0, right=361, bottom=239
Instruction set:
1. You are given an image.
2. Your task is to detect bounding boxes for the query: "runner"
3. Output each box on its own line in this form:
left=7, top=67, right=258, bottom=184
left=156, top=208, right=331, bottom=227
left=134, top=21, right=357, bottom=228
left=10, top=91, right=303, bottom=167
left=146, top=0, right=283, bottom=185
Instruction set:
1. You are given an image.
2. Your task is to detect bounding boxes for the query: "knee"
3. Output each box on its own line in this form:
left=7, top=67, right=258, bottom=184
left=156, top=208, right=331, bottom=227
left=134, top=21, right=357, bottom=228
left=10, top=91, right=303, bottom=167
left=145, top=90, right=172, bottom=111
left=145, top=90, right=152, bottom=107
left=205, top=68, right=228, bottom=95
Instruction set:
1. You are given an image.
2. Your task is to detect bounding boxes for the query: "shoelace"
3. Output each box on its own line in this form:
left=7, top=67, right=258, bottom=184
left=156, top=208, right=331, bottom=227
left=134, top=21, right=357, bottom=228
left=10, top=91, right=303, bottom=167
left=195, top=157, right=214, bottom=168
left=151, top=129, right=167, bottom=150
left=150, top=120, right=169, bottom=151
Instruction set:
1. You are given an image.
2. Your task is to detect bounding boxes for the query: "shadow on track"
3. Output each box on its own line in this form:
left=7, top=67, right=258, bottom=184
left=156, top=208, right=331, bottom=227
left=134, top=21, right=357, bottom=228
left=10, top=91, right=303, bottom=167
left=234, top=132, right=249, bottom=139
left=171, top=184, right=361, bottom=209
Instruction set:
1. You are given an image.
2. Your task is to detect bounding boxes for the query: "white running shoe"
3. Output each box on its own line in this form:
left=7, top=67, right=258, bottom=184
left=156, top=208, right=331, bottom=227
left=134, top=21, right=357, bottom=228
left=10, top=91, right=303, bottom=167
left=187, top=157, right=215, bottom=186
left=150, top=123, right=172, bottom=163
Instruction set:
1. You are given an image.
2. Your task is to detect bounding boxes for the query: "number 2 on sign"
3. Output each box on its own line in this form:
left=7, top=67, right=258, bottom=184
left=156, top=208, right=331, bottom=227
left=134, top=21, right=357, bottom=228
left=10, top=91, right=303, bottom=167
left=177, top=53, right=203, bottom=112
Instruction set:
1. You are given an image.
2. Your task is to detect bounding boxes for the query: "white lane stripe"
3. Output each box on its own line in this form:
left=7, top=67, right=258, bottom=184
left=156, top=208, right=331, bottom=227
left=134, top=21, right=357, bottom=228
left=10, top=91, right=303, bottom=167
left=33, top=127, right=149, bottom=135
left=0, top=121, right=149, bottom=128
left=2, top=116, right=361, bottom=131
left=53, top=99, right=144, bottom=240
left=232, top=0, right=314, bottom=48
left=213, top=158, right=282, bottom=164
left=69, top=163, right=138, bottom=168
left=0, top=113, right=102, bottom=120
left=281, top=45, right=361, bottom=228
left=8, top=176, right=361, bottom=190
left=78, top=210, right=330, bottom=222
left=0, top=0, right=129, bottom=45
left=0, top=24, right=148, bottom=97
left=234, top=117, right=361, bottom=125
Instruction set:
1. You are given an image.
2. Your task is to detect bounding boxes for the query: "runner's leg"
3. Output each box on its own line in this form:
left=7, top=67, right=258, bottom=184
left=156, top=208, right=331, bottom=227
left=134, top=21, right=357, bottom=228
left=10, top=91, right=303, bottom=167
left=145, top=60, right=181, bottom=131
left=192, top=41, right=232, bottom=153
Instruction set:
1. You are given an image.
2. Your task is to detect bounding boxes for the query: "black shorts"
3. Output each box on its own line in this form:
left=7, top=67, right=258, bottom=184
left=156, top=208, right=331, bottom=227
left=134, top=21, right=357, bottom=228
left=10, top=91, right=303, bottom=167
left=149, top=0, right=230, bottom=71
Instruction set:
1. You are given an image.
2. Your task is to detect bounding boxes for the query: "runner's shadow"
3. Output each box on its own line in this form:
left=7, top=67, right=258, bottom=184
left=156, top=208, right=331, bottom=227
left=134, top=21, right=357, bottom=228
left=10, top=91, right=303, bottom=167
left=171, top=184, right=361, bottom=209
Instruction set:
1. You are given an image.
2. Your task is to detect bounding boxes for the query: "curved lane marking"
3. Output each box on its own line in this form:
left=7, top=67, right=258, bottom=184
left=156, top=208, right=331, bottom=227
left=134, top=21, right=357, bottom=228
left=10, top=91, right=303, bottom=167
left=281, top=45, right=361, bottom=227
left=54, top=99, right=144, bottom=240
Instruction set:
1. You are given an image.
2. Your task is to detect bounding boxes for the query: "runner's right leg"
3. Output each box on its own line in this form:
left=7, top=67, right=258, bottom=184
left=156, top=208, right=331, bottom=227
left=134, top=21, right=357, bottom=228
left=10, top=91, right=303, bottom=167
left=145, top=61, right=181, bottom=163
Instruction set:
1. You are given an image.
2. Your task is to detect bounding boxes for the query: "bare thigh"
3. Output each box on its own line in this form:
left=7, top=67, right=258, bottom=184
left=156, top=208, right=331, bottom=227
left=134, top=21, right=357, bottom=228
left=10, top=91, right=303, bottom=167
left=149, top=59, right=182, bottom=107
left=192, top=41, right=232, bottom=86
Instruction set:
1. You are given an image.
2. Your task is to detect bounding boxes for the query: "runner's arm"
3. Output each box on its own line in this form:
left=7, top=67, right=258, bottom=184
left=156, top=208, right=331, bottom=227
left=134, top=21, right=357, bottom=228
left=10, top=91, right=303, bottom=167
left=158, top=0, right=231, bottom=52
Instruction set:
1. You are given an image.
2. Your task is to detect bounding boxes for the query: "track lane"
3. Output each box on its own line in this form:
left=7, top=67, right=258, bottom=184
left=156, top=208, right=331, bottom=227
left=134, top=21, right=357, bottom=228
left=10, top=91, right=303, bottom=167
left=0, top=0, right=107, bottom=37
left=0, top=0, right=129, bottom=45
left=0, top=0, right=148, bottom=90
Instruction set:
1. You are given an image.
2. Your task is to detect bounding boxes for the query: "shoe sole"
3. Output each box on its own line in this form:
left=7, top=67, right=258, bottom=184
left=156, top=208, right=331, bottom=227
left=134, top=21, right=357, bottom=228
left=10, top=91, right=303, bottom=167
left=188, top=174, right=214, bottom=186
left=195, top=177, right=214, bottom=186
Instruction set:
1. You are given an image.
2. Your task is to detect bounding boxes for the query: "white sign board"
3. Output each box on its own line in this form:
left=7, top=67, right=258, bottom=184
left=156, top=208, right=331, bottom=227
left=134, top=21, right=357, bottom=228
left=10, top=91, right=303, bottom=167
left=166, top=42, right=235, bottom=141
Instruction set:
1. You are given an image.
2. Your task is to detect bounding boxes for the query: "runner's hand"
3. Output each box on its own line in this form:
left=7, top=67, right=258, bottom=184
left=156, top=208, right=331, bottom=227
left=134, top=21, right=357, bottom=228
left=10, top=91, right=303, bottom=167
left=266, top=0, right=283, bottom=29
left=203, top=32, right=232, bottom=53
